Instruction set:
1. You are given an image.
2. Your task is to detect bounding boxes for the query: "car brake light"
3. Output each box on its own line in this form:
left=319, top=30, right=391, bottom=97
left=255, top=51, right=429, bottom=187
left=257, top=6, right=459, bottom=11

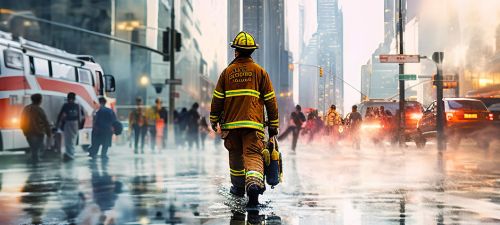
left=488, top=113, right=494, bottom=121
left=446, top=112, right=454, bottom=121
left=10, top=117, right=20, bottom=128
left=410, top=113, right=422, bottom=120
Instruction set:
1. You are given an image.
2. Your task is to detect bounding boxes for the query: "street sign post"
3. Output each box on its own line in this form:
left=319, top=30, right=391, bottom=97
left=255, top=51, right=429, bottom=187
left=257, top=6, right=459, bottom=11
left=165, top=79, right=182, bottom=85
left=398, top=74, right=417, bottom=80
left=379, top=54, right=420, bottom=63
left=432, top=51, right=446, bottom=151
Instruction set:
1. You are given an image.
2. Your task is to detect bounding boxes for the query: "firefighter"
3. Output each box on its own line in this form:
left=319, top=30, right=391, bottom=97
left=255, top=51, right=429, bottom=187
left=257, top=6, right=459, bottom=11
left=326, top=104, right=341, bottom=145
left=210, top=31, right=279, bottom=208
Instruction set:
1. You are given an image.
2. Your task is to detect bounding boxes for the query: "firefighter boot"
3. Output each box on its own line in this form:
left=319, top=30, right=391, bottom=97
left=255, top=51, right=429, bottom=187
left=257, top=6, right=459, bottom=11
left=246, top=184, right=261, bottom=208
left=230, top=186, right=245, bottom=197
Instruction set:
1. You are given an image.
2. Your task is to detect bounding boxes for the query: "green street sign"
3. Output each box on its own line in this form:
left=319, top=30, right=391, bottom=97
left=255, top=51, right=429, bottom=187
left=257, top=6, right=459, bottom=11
left=399, top=74, right=417, bottom=80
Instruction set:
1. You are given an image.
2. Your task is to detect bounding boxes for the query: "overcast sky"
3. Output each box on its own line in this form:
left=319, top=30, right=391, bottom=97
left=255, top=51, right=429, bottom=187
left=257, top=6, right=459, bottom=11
left=339, top=0, right=383, bottom=111
left=290, top=0, right=384, bottom=111
left=194, top=0, right=385, bottom=112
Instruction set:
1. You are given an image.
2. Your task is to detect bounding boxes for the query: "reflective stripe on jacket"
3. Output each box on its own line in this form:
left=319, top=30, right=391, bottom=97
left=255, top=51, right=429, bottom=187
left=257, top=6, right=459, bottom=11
left=210, top=56, right=279, bottom=131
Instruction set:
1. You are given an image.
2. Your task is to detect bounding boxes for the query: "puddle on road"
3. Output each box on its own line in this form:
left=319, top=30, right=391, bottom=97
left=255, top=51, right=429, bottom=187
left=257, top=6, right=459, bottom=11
left=0, top=146, right=499, bottom=224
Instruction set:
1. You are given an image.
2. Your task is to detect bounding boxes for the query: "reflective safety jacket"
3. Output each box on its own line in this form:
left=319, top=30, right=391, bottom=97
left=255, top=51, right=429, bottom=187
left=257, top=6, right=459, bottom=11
left=210, top=56, right=279, bottom=132
left=326, top=109, right=341, bottom=126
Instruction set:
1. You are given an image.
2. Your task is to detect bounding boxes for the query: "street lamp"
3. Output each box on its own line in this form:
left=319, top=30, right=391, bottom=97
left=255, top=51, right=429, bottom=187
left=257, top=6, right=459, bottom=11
left=140, top=75, right=150, bottom=86
left=116, top=13, right=142, bottom=31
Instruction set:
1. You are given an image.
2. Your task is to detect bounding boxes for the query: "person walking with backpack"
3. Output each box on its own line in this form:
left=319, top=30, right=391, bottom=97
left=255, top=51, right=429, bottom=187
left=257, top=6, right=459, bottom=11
left=57, top=92, right=85, bottom=161
left=88, top=97, right=117, bottom=160
left=20, top=94, right=52, bottom=164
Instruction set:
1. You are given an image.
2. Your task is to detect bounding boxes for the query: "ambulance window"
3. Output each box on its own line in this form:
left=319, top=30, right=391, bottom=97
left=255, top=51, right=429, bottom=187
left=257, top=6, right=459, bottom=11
left=96, top=71, right=104, bottom=95
left=52, top=62, right=76, bottom=81
left=78, top=68, right=92, bottom=85
left=3, top=49, right=24, bottom=70
left=31, top=57, right=50, bottom=77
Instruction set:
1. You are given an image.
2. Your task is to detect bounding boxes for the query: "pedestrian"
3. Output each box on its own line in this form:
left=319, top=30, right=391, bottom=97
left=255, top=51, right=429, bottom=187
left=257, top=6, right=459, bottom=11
left=326, top=104, right=341, bottom=145
left=154, top=98, right=168, bottom=149
left=304, top=110, right=323, bottom=143
left=178, top=107, right=188, bottom=147
left=173, top=109, right=180, bottom=146
left=88, top=97, right=117, bottom=159
left=210, top=31, right=279, bottom=207
left=20, top=93, right=52, bottom=163
left=348, top=105, right=363, bottom=150
left=186, top=103, right=201, bottom=150
left=365, top=107, right=373, bottom=118
left=199, top=116, right=209, bottom=150
left=57, top=92, right=85, bottom=161
left=277, top=105, right=306, bottom=151
left=145, top=100, right=159, bottom=151
left=129, top=97, right=147, bottom=153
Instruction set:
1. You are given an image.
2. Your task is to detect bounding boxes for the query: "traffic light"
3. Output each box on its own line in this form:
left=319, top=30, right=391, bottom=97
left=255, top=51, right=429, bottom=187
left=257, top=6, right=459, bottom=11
left=162, top=28, right=182, bottom=61
left=162, top=28, right=170, bottom=61
left=175, top=30, right=182, bottom=51
left=432, top=74, right=458, bottom=89
left=443, top=81, right=458, bottom=89
left=319, top=67, right=324, bottom=77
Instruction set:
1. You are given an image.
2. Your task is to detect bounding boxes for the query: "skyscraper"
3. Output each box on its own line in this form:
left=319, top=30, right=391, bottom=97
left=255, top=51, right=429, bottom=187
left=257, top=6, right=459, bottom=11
left=242, top=0, right=264, bottom=64
left=227, top=0, right=241, bottom=63
left=299, top=33, right=320, bottom=109
left=317, top=0, right=343, bottom=113
left=227, top=0, right=293, bottom=121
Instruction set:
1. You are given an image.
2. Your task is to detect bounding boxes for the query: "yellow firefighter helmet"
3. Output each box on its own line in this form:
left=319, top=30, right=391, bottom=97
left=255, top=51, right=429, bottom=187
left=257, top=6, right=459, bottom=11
left=230, top=31, right=259, bottom=50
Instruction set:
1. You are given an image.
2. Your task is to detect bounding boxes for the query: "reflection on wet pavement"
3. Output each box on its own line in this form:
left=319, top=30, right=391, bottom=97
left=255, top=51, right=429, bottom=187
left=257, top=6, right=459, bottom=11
left=0, top=141, right=499, bottom=224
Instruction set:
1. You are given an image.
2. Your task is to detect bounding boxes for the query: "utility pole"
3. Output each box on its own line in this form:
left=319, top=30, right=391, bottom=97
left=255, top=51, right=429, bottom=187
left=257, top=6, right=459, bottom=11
left=398, top=0, right=406, bottom=147
left=169, top=0, right=176, bottom=125
left=433, top=52, right=446, bottom=151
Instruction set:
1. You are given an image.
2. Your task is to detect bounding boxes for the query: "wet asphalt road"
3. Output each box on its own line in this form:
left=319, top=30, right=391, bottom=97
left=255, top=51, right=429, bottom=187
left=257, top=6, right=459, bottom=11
left=0, top=138, right=499, bottom=225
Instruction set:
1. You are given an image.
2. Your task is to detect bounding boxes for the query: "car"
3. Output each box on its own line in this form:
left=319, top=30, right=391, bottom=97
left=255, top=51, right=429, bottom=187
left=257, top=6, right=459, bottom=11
left=468, top=97, right=500, bottom=127
left=484, top=103, right=500, bottom=141
left=357, top=99, right=424, bottom=144
left=415, top=98, right=493, bottom=149
left=487, top=103, right=500, bottom=122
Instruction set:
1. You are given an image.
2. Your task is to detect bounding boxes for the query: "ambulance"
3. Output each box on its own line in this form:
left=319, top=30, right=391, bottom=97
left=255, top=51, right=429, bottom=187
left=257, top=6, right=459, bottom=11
left=0, top=31, right=115, bottom=151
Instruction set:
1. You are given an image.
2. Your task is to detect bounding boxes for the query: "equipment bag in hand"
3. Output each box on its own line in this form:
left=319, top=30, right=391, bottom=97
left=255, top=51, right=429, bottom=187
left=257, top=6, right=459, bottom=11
left=262, top=136, right=283, bottom=187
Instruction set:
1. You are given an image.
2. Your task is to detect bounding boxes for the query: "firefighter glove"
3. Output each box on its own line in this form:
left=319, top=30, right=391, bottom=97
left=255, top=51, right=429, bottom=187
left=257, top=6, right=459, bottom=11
left=211, top=122, right=218, bottom=132
left=268, top=127, right=279, bottom=137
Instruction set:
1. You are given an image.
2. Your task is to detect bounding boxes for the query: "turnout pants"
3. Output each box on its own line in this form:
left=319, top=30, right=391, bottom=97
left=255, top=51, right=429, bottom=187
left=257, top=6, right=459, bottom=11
left=224, top=129, right=265, bottom=192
